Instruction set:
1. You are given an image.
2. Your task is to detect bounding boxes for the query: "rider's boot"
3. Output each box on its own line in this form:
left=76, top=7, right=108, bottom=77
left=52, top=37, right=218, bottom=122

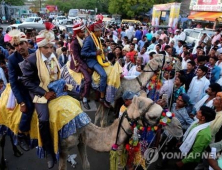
left=99, top=92, right=111, bottom=108
left=39, top=121, right=56, bottom=169
left=82, top=97, right=90, bottom=110
left=17, top=132, right=30, bottom=151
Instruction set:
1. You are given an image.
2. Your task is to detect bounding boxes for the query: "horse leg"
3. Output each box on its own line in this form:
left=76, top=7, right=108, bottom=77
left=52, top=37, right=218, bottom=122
left=114, top=98, right=124, bottom=118
left=59, top=135, right=79, bottom=170
left=77, top=142, right=90, bottom=170
left=0, top=134, right=7, bottom=170
left=9, top=134, right=23, bottom=157
left=58, top=146, right=68, bottom=170
left=100, top=106, right=109, bottom=127
left=94, top=104, right=103, bottom=126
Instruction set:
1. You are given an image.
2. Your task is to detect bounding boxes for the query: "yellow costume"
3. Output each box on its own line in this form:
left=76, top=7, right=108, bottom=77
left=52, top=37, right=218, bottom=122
left=0, top=84, right=90, bottom=157
left=90, top=32, right=122, bottom=102
left=91, top=32, right=110, bottom=67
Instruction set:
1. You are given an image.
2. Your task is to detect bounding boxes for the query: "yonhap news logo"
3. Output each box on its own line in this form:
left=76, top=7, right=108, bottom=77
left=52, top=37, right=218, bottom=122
left=144, top=147, right=159, bottom=164
left=143, top=148, right=222, bottom=164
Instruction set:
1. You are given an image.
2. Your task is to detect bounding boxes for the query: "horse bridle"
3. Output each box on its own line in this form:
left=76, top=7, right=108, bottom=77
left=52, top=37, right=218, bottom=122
left=136, top=55, right=166, bottom=89
left=113, top=102, right=156, bottom=146
left=143, top=54, right=166, bottom=72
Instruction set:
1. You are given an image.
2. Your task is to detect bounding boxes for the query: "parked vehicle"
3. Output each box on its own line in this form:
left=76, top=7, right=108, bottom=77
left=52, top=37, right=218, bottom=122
left=53, top=16, right=68, bottom=25
left=184, top=28, right=215, bottom=46
left=121, top=19, right=142, bottom=25
left=68, top=9, right=78, bottom=20
left=6, top=24, right=21, bottom=32
left=58, top=25, right=73, bottom=34
left=22, top=17, right=43, bottom=24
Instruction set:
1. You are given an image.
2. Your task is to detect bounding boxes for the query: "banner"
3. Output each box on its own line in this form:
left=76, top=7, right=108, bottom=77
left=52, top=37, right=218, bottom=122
left=168, top=3, right=181, bottom=29
left=190, top=0, right=222, bottom=11
left=46, top=5, right=58, bottom=13
left=151, top=7, right=161, bottom=26
left=152, top=2, right=181, bottom=28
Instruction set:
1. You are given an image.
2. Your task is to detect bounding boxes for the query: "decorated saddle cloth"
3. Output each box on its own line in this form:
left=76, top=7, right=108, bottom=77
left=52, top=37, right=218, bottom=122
left=61, top=61, right=122, bottom=103
left=0, top=84, right=91, bottom=159
left=92, top=62, right=122, bottom=103
left=61, top=61, right=84, bottom=94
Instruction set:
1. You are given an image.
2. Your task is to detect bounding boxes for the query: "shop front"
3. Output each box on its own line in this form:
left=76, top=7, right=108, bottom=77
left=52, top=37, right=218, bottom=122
left=188, top=0, right=222, bottom=29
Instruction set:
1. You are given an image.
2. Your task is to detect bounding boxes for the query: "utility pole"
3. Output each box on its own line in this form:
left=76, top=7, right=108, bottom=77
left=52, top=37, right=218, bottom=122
left=40, top=0, right=41, bottom=12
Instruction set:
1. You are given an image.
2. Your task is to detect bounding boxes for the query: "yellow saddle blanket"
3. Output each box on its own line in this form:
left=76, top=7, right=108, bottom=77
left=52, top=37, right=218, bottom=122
left=0, top=84, right=87, bottom=155
left=64, top=61, right=122, bottom=102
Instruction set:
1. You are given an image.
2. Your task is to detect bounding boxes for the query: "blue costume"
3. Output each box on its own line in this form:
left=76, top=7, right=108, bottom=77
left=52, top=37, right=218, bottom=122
left=8, top=49, right=35, bottom=132
left=81, top=35, right=107, bottom=92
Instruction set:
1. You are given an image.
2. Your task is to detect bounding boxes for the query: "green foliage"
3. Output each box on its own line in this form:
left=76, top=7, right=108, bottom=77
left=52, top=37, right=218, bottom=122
left=44, top=0, right=182, bottom=16
left=108, top=0, right=182, bottom=18
left=5, top=0, right=25, bottom=5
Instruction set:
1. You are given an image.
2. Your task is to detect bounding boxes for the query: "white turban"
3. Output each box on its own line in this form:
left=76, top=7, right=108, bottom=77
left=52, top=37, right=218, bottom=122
left=36, top=22, right=55, bottom=47
left=8, top=30, right=27, bottom=45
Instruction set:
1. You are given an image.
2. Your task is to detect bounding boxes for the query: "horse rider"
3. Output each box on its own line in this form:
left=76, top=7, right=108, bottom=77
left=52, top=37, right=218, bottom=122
left=19, top=23, right=59, bottom=169
left=81, top=21, right=110, bottom=108
left=8, top=30, right=35, bottom=151
left=70, top=23, right=91, bottom=110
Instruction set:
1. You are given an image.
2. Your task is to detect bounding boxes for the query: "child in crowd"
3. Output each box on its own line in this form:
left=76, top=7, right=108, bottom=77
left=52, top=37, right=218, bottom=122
left=119, top=91, right=136, bottom=118
left=181, top=61, right=196, bottom=92
left=172, top=75, right=186, bottom=104
left=171, top=94, right=194, bottom=131
left=58, top=47, right=69, bottom=67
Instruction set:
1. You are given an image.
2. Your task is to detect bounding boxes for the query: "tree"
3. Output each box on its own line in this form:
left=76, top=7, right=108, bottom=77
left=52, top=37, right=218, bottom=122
left=45, top=0, right=103, bottom=13
left=108, top=0, right=182, bottom=18
left=5, top=0, right=25, bottom=5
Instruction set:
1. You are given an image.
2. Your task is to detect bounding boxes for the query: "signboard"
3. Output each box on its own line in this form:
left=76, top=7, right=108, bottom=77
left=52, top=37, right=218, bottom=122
left=190, top=0, right=222, bottom=11
left=168, top=3, right=181, bottom=28
left=152, top=3, right=181, bottom=29
left=45, top=5, right=58, bottom=13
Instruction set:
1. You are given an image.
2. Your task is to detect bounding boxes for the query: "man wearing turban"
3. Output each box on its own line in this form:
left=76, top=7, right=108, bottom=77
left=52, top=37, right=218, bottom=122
left=70, top=23, right=91, bottom=110
left=19, top=22, right=58, bottom=169
left=81, top=21, right=110, bottom=108
left=7, top=30, right=35, bottom=151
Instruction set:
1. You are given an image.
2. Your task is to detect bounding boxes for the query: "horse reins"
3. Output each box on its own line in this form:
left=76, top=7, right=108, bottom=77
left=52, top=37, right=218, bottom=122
left=135, top=55, right=166, bottom=90
left=114, top=102, right=156, bottom=146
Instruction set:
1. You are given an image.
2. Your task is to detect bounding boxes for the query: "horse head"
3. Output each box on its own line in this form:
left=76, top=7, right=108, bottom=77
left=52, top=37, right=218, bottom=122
left=127, top=96, right=183, bottom=138
left=127, top=96, right=163, bottom=126
left=144, top=54, right=171, bottom=72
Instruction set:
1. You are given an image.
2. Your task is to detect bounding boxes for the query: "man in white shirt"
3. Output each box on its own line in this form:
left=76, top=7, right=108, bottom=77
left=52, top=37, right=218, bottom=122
left=132, top=38, right=138, bottom=51
left=125, top=56, right=143, bottom=79
left=187, top=66, right=210, bottom=105
left=175, top=40, right=183, bottom=55
left=181, top=51, right=191, bottom=70
left=159, top=70, right=174, bottom=99
left=178, top=30, right=186, bottom=41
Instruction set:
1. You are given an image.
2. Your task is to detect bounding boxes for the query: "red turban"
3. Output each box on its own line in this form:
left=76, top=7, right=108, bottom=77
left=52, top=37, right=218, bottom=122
left=89, top=20, right=103, bottom=32
left=73, top=23, right=85, bottom=36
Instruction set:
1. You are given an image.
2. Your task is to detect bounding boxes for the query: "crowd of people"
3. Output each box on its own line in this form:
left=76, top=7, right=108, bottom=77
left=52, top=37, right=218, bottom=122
left=1, top=17, right=222, bottom=169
